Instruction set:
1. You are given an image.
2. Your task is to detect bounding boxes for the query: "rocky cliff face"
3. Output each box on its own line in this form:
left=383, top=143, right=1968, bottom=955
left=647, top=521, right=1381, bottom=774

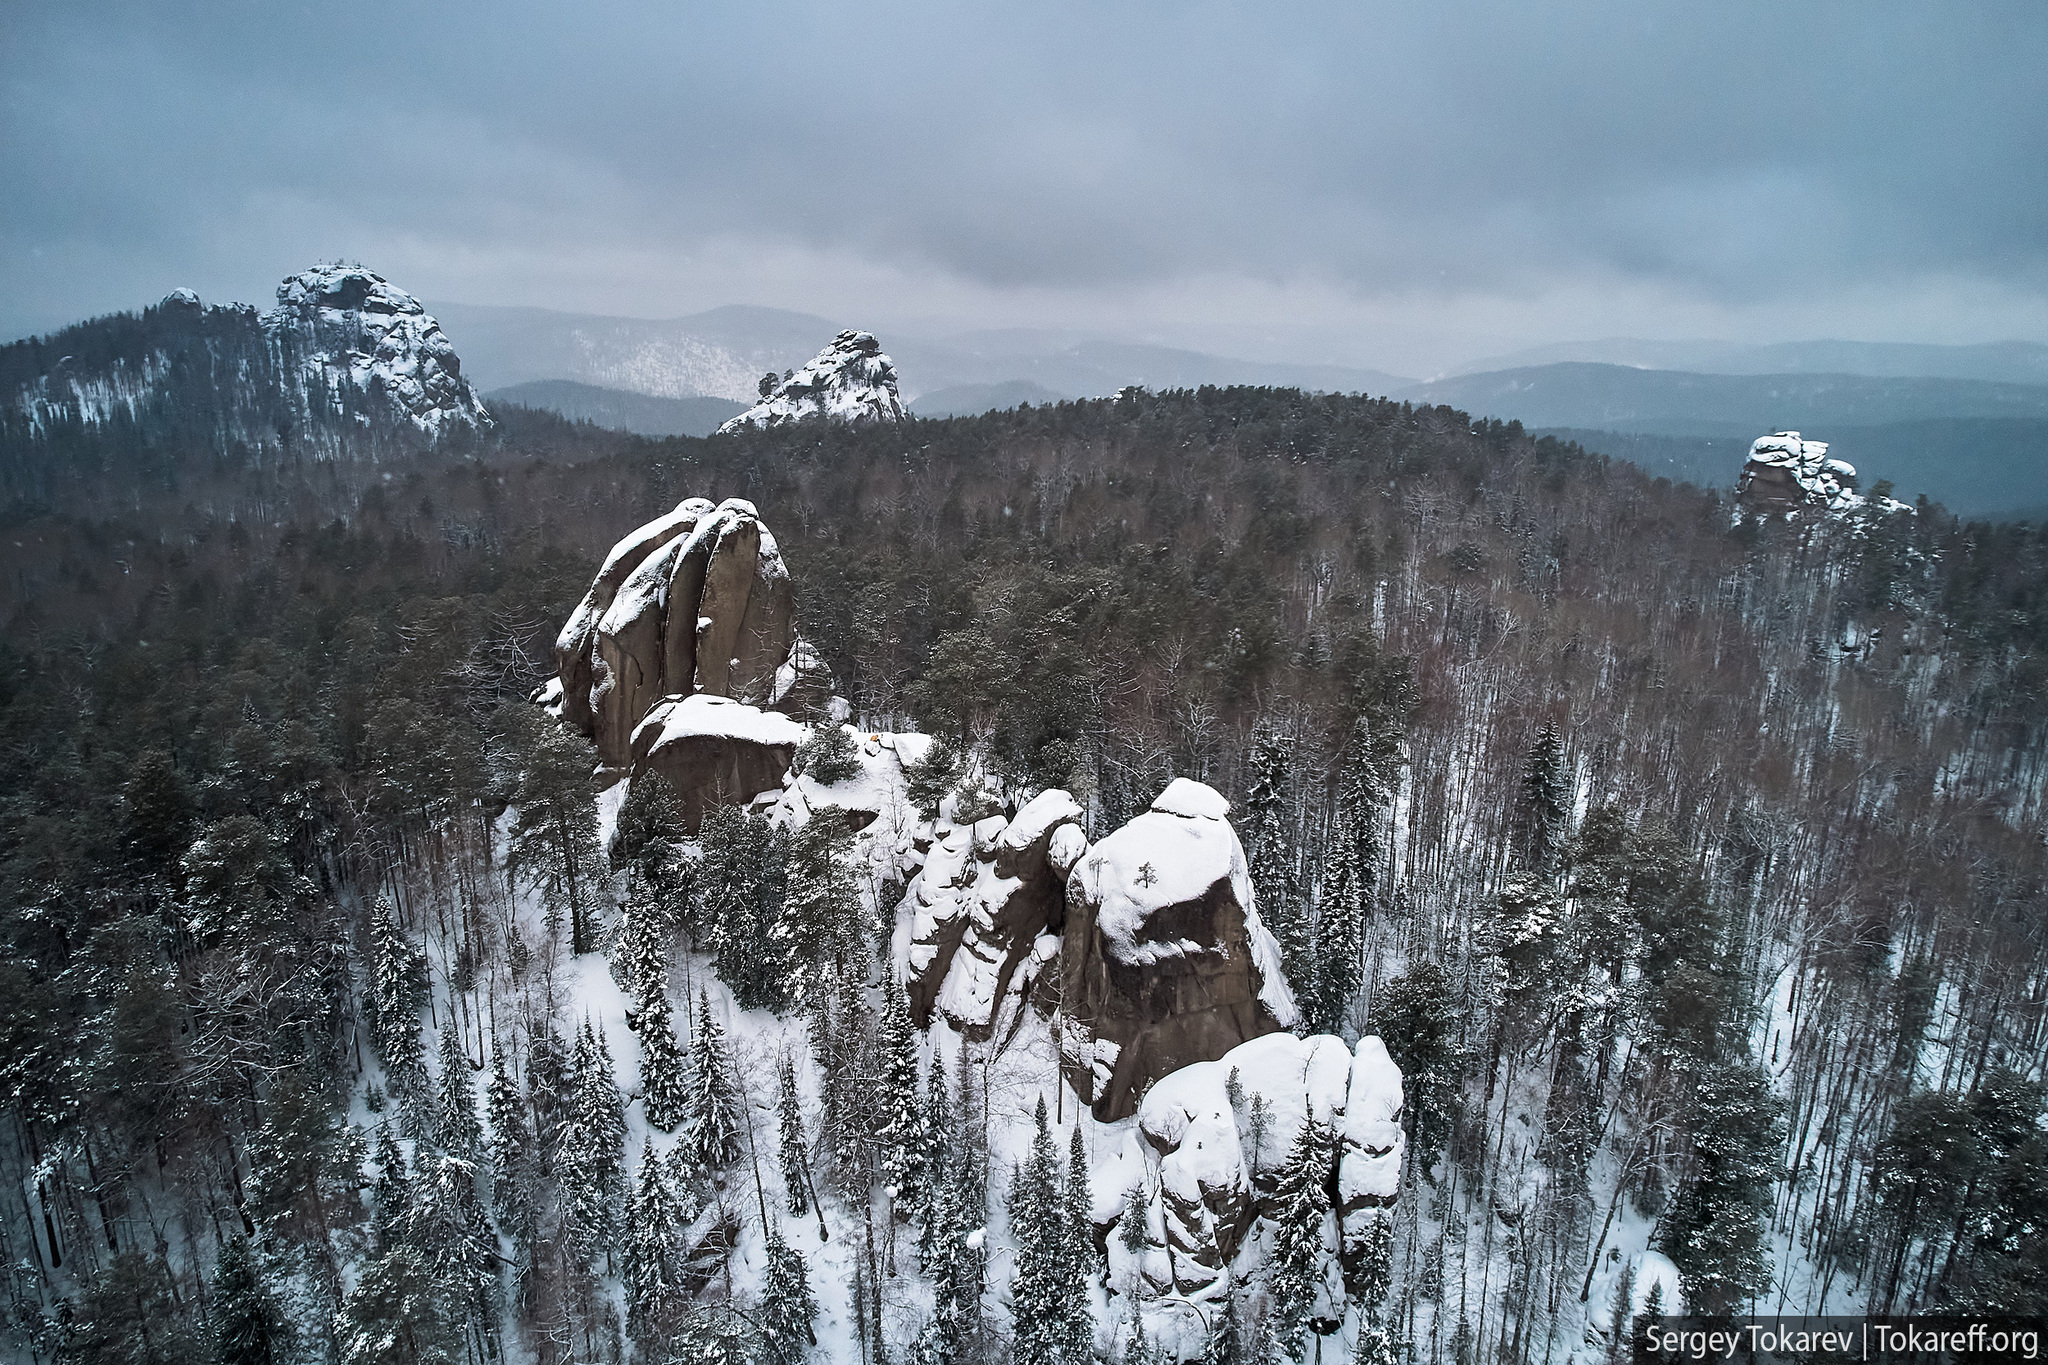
left=904, top=787, right=1088, bottom=1038
left=1106, top=1030, right=1404, bottom=1299
left=718, top=330, right=906, bottom=432
left=263, top=263, right=492, bottom=436
left=1, top=266, right=488, bottom=494
left=551, top=496, right=832, bottom=826
left=1059, top=778, right=1297, bottom=1121
left=1736, top=431, right=1860, bottom=513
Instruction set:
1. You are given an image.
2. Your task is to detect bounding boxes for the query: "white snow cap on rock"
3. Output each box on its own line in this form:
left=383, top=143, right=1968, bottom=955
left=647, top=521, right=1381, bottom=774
left=718, top=330, right=906, bottom=433
left=1741, top=431, right=1860, bottom=512
left=1078, top=777, right=1297, bottom=1025
left=263, top=262, right=491, bottom=435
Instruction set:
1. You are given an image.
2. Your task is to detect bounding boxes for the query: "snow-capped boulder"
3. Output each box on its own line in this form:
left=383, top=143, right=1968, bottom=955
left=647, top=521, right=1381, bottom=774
left=628, top=695, right=806, bottom=832
left=1737, top=431, right=1860, bottom=514
left=1060, top=778, right=1298, bottom=1122
left=262, top=262, right=491, bottom=436
left=905, top=787, right=1085, bottom=1038
left=1116, top=1031, right=1402, bottom=1297
left=556, top=497, right=819, bottom=770
left=717, top=330, right=906, bottom=433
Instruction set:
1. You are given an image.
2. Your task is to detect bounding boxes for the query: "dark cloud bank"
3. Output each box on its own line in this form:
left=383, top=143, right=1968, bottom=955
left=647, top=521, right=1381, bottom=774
left=4, top=0, right=2043, bottom=368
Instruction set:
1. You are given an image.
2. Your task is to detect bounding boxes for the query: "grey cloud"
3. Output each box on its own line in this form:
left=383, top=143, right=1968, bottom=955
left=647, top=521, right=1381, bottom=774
left=2, top=0, right=2043, bottom=350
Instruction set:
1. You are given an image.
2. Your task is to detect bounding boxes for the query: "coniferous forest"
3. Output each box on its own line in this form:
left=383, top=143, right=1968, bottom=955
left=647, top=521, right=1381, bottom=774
left=3, top=380, right=2048, bottom=1364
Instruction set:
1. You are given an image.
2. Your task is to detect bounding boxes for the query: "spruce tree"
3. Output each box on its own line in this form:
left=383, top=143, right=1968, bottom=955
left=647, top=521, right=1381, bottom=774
left=407, top=1148, right=500, bottom=1352
left=367, top=897, right=426, bottom=1091
left=1009, top=1097, right=1067, bottom=1361
left=878, top=987, right=929, bottom=1219
left=371, top=1125, right=411, bottom=1254
left=1516, top=721, right=1569, bottom=878
left=760, top=1226, right=820, bottom=1365
left=683, top=989, right=744, bottom=1178
left=777, top=1054, right=810, bottom=1216
left=436, top=1025, right=481, bottom=1161
left=622, top=1140, right=688, bottom=1353
left=1267, top=1118, right=1336, bottom=1361
left=558, top=1018, right=626, bottom=1258
left=484, top=1045, right=533, bottom=1229
left=1059, top=1122, right=1095, bottom=1360
left=1242, top=729, right=1309, bottom=1002
left=210, top=1236, right=281, bottom=1365
left=637, top=968, right=690, bottom=1133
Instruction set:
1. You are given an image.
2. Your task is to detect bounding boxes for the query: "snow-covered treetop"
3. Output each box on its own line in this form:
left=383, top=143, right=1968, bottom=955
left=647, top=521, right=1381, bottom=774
left=263, top=261, right=491, bottom=436
left=717, top=329, right=906, bottom=433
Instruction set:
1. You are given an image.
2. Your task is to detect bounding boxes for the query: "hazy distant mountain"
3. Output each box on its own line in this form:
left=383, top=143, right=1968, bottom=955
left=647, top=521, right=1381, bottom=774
left=1544, top=419, right=2048, bottom=520
left=485, top=380, right=746, bottom=437
left=1454, top=337, right=2048, bottom=386
left=1399, top=363, right=2048, bottom=435
left=426, top=302, right=1413, bottom=406
left=909, top=380, right=1073, bottom=416
left=427, top=302, right=839, bottom=401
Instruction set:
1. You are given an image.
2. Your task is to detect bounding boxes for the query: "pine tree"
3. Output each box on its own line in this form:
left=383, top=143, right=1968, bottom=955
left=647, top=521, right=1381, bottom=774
left=1516, top=721, right=1569, bottom=878
left=637, top=970, right=690, bottom=1133
left=622, top=1140, right=688, bottom=1353
left=1009, top=1097, right=1069, bottom=1361
left=210, top=1236, right=281, bottom=1365
left=1242, top=729, right=1309, bottom=1002
left=777, top=1054, right=811, bottom=1216
left=504, top=706, right=603, bottom=954
left=484, top=1046, right=534, bottom=1231
left=878, top=987, right=930, bottom=1219
left=436, top=1025, right=481, bottom=1161
left=1374, top=960, right=1458, bottom=1172
left=760, top=1226, right=820, bottom=1365
left=683, top=989, right=744, bottom=1178
left=1267, top=1118, right=1336, bottom=1361
left=558, top=1018, right=626, bottom=1258
left=367, top=897, right=426, bottom=1091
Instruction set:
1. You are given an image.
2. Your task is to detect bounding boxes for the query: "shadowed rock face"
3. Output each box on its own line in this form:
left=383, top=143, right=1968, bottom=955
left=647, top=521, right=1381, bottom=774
left=1059, top=779, right=1297, bottom=1122
left=904, top=789, right=1086, bottom=1038
left=552, top=497, right=828, bottom=829
left=554, top=497, right=813, bottom=770
left=628, top=695, right=805, bottom=833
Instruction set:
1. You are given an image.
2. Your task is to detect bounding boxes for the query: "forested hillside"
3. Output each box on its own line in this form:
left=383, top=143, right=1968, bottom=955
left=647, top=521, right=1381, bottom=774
left=2, top=387, right=2046, bottom=1363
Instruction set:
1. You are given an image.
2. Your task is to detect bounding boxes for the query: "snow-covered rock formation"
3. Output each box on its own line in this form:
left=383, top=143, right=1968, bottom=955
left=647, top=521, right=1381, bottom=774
left=3, top=266, right=488, bottom=471
left=263, top=263, right=491, bottom=436
left=1737, top=431, right=1860, bottom=513
left=552, top=496, right=833, bottom=823
left=1061, top=778, right=1298, bottom=1121
left=717, top=330, right=906, bottom=432
left=1108, top=1030, right=1404, bottom=1300
left=905, top=787, right=1088, bottom=1037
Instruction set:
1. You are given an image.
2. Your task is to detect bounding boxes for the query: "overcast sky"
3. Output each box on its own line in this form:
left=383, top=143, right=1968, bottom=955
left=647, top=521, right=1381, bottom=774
left=4, top=0, right=2043, bottom=372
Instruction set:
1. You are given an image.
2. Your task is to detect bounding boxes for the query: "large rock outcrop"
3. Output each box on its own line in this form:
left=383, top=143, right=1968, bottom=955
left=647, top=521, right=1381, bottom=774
left=554, top=497, right=824, bottom=769
left=1105, top=1031, right=1404, bottom=1299
left=718, top=330, right=906, bottom=432
left=1060, top=778, right=1297, bottom=1122
left=904, top=788, right=1088, bottom=1037
left=551, top=496, right=833, bottom=827
left=264, top=262, right=492, bottom=436
left=1736, top=431, right=1860, bottom=514
left=628, top=695, right=807, bottom=832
